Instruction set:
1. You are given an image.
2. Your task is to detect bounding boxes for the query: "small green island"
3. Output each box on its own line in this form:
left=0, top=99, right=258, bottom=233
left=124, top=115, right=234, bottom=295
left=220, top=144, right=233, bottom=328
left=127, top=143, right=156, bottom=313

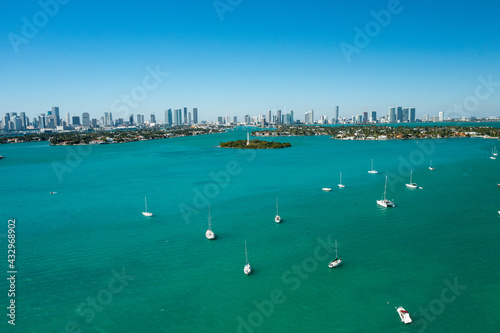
left=220, top=139, right=291, bottom=149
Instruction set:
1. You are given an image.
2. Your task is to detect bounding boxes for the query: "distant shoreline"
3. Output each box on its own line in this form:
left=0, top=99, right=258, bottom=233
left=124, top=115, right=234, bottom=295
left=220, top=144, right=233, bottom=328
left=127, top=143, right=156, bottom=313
left=252, top=125, right=500, bottom=141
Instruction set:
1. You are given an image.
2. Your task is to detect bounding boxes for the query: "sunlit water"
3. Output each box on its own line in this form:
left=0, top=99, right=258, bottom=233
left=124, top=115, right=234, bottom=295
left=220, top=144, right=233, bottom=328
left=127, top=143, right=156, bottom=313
left=1, top=127, right=500, bottom=332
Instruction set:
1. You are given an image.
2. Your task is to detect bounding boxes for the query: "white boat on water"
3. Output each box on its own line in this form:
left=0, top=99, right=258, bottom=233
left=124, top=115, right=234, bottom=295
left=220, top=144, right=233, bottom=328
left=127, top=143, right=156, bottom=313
left=274, top=197, right=282, bottom=223
left=396, top=307, right=412, bottom=324
left=338, top=172, right=346, bottom=188
left=328, top=239, right=342, bottom=268
left=490, top=148, right=497, bottom=160
left=244, top=240, right=252, bottom=275
left=377, top=176, right=395, bottom=208
left=322, top=187, right=332, bottom=191
left=368, top=158, right=379, bottom=174
left=428, top=160, right=435, bottom=170
left=142, top=196, right=153, bottom=217
left=405, top=170, right=418, bottom=189
left=205, top=205, right=215, bottom=240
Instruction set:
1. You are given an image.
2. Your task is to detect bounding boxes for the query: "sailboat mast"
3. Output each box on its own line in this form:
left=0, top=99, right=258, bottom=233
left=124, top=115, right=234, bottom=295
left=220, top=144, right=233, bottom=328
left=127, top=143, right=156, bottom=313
left=145, top=196, right=147, bottom=212
left=410, top=170, right=413, bottom=183
left=208, top=204, right=212, bottom=230
left=371, top=158, right=373, bottom=170
left=335, top=239, right=338, bottom=260
left=384, top=176, right=388, bottom=200
left=245, top=240, right=248, bottom=263
left=276, top=197, right=279, bottom=215
left=340, top=172, right=342, bottom=183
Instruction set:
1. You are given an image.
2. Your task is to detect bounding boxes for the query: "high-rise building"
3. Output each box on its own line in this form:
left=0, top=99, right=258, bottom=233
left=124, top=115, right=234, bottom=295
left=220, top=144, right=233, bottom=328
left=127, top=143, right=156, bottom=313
left=439, top=111, right=444, bottom=122
left=188, top=112, right=192, bottom=124
left=183, top=107, right=187, bottom=125
left=363, top=112, right=368, bottom=124
left=402, top=108, right=409, bottom=122
left=108, top=112, right=113, bottom=126
left=305, top=110, right=314, bottom=124
left=91, top=119, right=98, bottom=127
left=38, top=114, right=45, bottom=129
left=370, top=111, right=377, bottom=123
left=233, top=116, right=237, bottom=123
left=136, top=114, right=142, bottom=125
left=335, top=106, right=339, bottom=124
left=389, top=107, right=396, bottom=123
left=52, top=107, right=60, bottom=126
left=217, top=116, right=224, bottom=124
left=193, top=108, right=198, bottom=124
left=20, top=112, right=26, bottom=129
left=150, top=114, right=156, bottom=124
left=267, top=110, right=272, bottom=124
left=82, top=113, right=90, bottom=127
left=244, top=115, right=250, bottom=123
left=165, top=109, right=173, bottom=126
left=396, top=107, right=403, bottom=122
left=72, top=116, right=81, bottom=126
left=277, top=110, right=282, bottom=125
left=174, top=109, right=181, bottom=126
left=290, top=110, right=294, bottom=124
left=66, top=113, right=71, bottom=126
left=410, top=108, right=416, bottom=122
left=129, top=115, right=134, bottom=125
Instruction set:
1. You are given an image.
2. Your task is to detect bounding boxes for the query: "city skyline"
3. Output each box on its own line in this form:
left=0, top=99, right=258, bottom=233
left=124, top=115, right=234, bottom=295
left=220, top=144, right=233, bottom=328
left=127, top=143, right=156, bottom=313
left=2, top=1, right=499, bottom=120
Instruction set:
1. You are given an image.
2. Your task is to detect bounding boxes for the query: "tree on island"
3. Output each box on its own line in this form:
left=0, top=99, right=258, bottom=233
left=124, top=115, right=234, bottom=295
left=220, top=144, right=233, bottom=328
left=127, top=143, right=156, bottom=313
left=220, top=139, right=291, bottom=149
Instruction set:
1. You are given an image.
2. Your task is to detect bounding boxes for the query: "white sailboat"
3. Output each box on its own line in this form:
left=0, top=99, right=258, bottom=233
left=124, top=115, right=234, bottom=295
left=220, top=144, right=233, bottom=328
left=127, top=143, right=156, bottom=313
left=328, top=239, right=342, bottom=268
left=396, top=307, right=412, bottom=324
left=274, top=197, right=282, bottom=223
left=494, top=146, right=498, bottom=156
left=244, top=240, right=252, bottom=275
left=142, top=196, right=153, bottom=216
left=428, top=160, right=435, bottom=170
left=368, top=158, right=379, bottom=174
left=338, top=172, right=346, bottom=188
left=377, top=176, right=395, bottom=207
left=205, top=205, right=215, bottom=240
left=405, top=170, right=418, bottom=189
left=322, top=187, right=332, bottom=191
left=490, top=148, right=497, bottom=160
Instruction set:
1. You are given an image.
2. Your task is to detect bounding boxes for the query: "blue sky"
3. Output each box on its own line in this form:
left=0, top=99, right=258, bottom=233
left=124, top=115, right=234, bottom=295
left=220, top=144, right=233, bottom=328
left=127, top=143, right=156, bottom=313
left=1, top=0, right=499, bottom=122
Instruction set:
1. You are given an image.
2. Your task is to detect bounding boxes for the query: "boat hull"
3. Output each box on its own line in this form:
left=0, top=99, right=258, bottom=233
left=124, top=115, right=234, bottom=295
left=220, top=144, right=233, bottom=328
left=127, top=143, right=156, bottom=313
left=206, top=230, right=215, bottom=240
left=275, top=215, right=282, bottom=223
left=405, top=183, right=417, bottom=189
left=244, top=264, right=252, bottom=275
left=322, top=188, right=332, bottom=192
left=397, top=307, right=412, bottom=324
left=328, top=259, right=342, bottom=268
left=377, top=199, right=395, bottom=208
left=142, top=212, right=153, bottom=217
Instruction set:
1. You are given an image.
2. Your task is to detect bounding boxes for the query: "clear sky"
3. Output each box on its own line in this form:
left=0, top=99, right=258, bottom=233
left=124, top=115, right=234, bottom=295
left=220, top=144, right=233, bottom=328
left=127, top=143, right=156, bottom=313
left=1, top=0, right=499, bottom=122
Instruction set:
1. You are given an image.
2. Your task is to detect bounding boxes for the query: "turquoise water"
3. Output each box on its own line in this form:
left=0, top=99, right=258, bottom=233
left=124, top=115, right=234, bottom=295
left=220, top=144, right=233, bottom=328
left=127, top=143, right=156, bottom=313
left=1, top=129, right=500, bottom=332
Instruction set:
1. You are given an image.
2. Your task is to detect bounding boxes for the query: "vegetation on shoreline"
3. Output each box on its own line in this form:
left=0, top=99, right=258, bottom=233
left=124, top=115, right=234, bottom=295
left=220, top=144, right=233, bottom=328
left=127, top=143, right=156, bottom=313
left=220, top=139, right=291, bottom=149
left=253, top=125, right=500, bottom=140
left=0, top=127, right=225, bottom=145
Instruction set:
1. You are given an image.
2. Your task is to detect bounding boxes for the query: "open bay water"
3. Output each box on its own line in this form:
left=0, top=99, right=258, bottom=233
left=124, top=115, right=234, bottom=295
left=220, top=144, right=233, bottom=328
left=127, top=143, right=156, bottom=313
left=1, top=128, right=500, bottom=332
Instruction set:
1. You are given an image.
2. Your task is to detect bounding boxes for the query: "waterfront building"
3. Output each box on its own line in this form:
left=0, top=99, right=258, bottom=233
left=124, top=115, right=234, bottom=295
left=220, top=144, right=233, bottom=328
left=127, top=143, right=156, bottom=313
left=193, top=108, right=198, bottom=124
